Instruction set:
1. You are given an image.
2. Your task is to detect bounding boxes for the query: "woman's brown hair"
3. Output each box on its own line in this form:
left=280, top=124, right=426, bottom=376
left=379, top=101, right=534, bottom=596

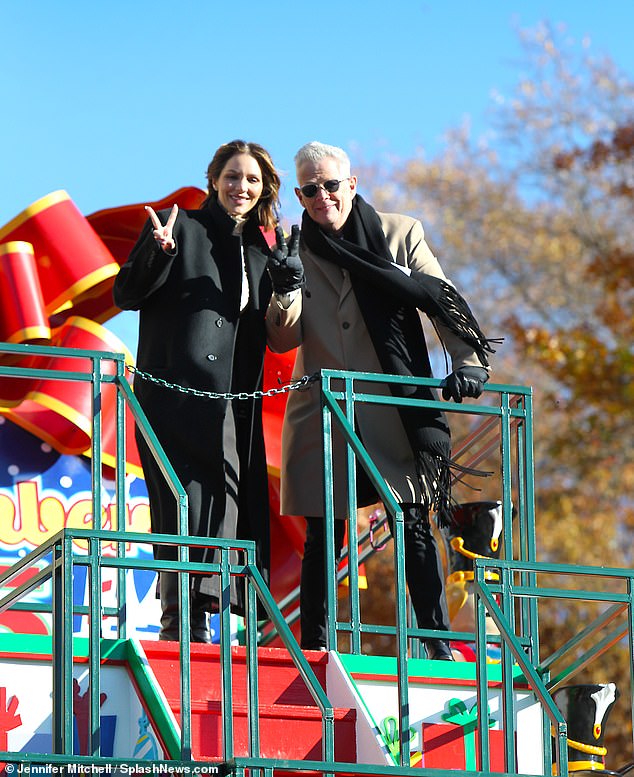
left=202, top=140, right=281, bottom=230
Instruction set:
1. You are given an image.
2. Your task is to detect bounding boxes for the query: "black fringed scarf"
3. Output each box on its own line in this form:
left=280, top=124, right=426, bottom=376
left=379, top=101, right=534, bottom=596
left=301, top=195, right=497, bottom=528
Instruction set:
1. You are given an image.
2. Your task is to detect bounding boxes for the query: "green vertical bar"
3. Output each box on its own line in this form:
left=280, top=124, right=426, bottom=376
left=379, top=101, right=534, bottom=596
left=474, top=563, right=490, bottom=771
left=499, top=565, right=516, bottom=773
left=90, top=354, right=105, bottom=749
left=499, top=392, right=514, bottom=565
left=345, top=375, right=361, bottom=655
left=91, top=358, right=103, bottom=534
left=178, top=564, right=192, bottom=760
left=498, top=394, right=516, bottom=773
left=245, top=546, right=261, bottom=760
left=553, top=721, right=569, bottom=774
left=514, top=396, right=531, bottom=648
left=523, top=391, right=540, bottom=663
left=89, top=537, right=101, bottom=756
left=220, top=550, right=234, bottom=760
left=63, top=533, right=74, bottom=753
left=51, top=540, right=64, bottom=754
left=392, top=506, right=410, bottom=768
left=321, top=375, right=337, bottom=651
left=542, top=680, right=554, bottom=776
left=115, top=357, right=127, bottom=640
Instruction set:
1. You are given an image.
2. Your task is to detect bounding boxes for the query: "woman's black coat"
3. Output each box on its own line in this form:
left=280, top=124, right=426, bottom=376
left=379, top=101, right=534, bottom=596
left=113, top=201, right=273, bottom=603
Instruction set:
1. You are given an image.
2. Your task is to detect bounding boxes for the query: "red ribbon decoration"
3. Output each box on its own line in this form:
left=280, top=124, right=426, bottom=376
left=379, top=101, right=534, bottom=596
left=0, top=188, right=207, bottom=476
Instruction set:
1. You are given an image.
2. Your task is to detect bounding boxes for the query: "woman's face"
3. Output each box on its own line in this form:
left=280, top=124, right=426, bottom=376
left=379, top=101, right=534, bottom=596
left=212, top=153, right=264, bottom=218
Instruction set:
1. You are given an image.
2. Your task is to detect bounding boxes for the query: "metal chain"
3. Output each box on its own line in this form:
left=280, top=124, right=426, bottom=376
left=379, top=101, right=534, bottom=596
left=126, top=364, right=318, bottom=400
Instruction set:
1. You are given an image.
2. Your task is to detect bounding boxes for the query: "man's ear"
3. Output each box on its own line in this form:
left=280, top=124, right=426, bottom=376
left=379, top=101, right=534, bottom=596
left=294, top=187, right=304, bottom=207
left=349, top=176, right=358, bottom=195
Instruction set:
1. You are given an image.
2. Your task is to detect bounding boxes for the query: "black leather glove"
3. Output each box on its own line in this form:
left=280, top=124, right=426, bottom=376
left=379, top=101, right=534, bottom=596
left=267, top=225, right=304, bottom=294
left=442, top=366, right=489, bottom=403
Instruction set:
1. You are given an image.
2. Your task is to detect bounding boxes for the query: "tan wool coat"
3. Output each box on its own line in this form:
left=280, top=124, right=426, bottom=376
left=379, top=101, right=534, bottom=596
left=266, top=211, right=484, bottom=520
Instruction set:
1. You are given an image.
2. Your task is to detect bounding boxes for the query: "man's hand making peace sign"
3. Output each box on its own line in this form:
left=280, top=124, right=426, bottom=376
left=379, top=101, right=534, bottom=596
left=145, top=204, right=179, bottom=253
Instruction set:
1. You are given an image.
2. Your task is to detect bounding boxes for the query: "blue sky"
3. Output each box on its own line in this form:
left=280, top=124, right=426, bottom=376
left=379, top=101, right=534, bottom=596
left=2, top=1, right=633, bottom=348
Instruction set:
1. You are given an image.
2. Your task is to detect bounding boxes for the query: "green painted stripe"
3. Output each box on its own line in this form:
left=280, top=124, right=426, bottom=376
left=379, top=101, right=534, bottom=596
left=338, top=652, right=525, bottom=682
left=0, top=633, right=131, bottom=660
left=124, top=639, right=182, bottom=759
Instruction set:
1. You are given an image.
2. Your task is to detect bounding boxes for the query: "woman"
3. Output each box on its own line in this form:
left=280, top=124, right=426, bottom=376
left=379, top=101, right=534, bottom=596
left=113, top=140, right=303, bottom=641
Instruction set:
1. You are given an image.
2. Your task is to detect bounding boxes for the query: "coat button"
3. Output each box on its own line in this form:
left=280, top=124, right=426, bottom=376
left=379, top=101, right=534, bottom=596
left=206, top=354, right=217, bottom=361
left=215, top=318, right=224, bottom=328
left=342, top=321, right=350, bottom=329
left=305, top=290, right=312, bottom=298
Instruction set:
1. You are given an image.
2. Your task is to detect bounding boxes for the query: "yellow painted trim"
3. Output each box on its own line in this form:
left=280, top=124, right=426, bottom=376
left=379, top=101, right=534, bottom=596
left=2, top=409, right=144, bottom=477
left=0, top=191, right=70, bottom=241
left=4, top=327, right=51, bottom=343
left=553, top=762, right=604, bottom=774
left=549, top=728, right=608, bottom=757
left=447, top=569, right=499, bottom=584
left=55, top=316, right=135, bottom=363
left=448, top=570, right=472, bottom=583
left=0, top=240, right=35, bottom=255
left=409, top=752, right=422, bottom=767
left=567, top=738, right=607, bottom=756
left=3, top=408, right=88, bottom=455
left=48, top=265, right=119, bottom=316
left=451, top=536, right=489, bottom=561
left=17, top=390, right=91, bottom=437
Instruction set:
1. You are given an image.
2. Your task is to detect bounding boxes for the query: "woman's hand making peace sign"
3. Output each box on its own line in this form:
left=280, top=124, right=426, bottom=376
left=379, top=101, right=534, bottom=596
left=145, top=204, right=178, bottom=253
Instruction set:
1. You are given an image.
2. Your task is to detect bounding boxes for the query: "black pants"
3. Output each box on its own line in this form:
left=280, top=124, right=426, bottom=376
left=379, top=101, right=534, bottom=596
left=299, top=506, right=450, bottom=649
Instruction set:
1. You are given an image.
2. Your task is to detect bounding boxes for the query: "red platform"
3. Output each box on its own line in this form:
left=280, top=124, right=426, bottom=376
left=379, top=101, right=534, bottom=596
left=141, top=642, right=357, bottom=762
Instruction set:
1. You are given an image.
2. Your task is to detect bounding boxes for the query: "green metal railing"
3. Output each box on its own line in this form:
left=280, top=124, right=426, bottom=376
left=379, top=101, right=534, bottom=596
left=318, top=369, right=536, bottom=656
left=317, top=370, right=539, bottom=770
left=0, top=527, right=335, bottom=764
left=316, top=368, right=633, bottom=774
left=473, top=556, right=634, bottom=773
left=1, top=344, right=632, bottom=774
left=0, top=343, right=335, bottom=771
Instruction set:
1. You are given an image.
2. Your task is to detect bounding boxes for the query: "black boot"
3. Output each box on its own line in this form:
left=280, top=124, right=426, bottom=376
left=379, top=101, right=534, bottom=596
left=158, top=573, right=211, bottom=643
left=190, top=589, right=211, bottom=644
left=159, top=572, right=180, bottom=641
left=424, top=638, right=454, bottom=661
left=398, top=505, right=454, bottom=660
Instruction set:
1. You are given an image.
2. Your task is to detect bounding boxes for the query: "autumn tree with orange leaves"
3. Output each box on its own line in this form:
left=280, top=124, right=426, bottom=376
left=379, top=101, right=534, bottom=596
left=356, top=22, right=634, bottom=764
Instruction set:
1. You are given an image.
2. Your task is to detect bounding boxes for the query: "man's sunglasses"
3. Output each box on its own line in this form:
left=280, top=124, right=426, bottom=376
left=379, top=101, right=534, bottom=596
left=299, top=178, right=349, bottom=198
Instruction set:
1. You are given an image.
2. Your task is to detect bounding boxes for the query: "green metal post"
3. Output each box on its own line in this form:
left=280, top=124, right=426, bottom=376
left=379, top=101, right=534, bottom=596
left=88, top=537, right=102, bottom=756
left=321, top=375, right=338, bottom=651
left=499, top=565, right=516, bottom=773
left=344, top=375, right=361, bottom=655
left=63, top=533, right=75, bottom=753
left=220, top=549, right=234, bottom=761
left=114, top=357, right=128, bottom=640
left=90, top=357, right=103, bottom=537
left=244, top=545, right=261, bottom=761
left=391, top=505, right=411, bottom=768
left=51, top=539, right=65, bottom=754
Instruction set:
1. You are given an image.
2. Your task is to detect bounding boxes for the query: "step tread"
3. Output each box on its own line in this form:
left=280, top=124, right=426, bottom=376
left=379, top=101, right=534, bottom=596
left=169, top=699, right=357, bottom=720
left=141, top=642, right=332, bottom=708
left=139, top=641, right=357, bottom=763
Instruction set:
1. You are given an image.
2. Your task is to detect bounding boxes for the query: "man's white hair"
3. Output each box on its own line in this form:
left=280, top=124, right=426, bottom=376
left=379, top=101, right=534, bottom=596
left=294, top=141, right=351, bottom=179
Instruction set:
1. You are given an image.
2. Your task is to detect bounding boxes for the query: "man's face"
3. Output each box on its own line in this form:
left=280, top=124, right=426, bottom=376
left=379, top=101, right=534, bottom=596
left=295, top=157, right=357, bottom=234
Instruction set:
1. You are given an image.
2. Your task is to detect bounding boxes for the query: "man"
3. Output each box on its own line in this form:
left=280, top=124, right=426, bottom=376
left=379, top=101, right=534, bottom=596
left=267, top=141, right=493, bottom=658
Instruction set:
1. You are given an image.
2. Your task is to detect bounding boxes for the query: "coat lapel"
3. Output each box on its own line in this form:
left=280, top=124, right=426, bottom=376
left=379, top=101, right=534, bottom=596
left=304, top=243, right=353, bottom=305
